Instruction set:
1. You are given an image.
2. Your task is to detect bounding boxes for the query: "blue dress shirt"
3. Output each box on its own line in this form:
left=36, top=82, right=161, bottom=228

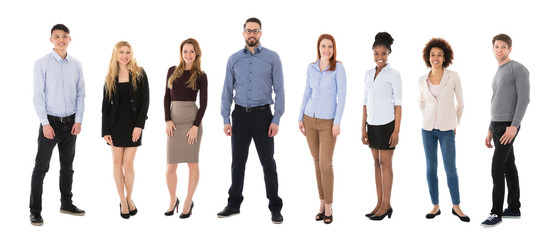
left=363, top=64, right=402, bottom=125
left=298, top=61, right=347, bottom=125
left=33, top=50, right=86, bottom=125
left=221, top=44, right=285, bottom=125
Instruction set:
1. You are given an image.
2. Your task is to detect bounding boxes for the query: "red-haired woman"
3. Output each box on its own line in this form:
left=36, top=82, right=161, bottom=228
left=298, top=34, right=347, bottom=224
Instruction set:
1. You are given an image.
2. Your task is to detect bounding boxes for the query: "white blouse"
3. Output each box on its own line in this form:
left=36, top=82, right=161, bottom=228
left=363, top=64, right=402, bottom=126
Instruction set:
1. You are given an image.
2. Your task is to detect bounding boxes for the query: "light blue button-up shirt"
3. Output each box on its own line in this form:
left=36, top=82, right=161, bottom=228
left=221, top=44, right=285, bottom=125
left=33, top=50, right=86, bottom=125
left=298, top=61, right=347, bottom=125
left=363, top=64, right=402, bottom=125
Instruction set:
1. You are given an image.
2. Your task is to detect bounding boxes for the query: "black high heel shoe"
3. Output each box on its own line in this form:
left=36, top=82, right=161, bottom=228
left=452, top=208, right=470, bottom=222
left=365, top=212, right=376, bottom=218
left=165, top=198, right=180, bottom=216
left=129, top=201, right=137, bottom=216
left=369, top=208, right=393, bottom=221
left=180, top=201, right=194, bottom=219
left=120, top=204, right=130, bottom=219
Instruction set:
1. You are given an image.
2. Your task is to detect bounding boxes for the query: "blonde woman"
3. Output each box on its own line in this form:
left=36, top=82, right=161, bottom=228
left=164, top=38, right=207, bottom=219
left=102, top=41, right=149, bottom=219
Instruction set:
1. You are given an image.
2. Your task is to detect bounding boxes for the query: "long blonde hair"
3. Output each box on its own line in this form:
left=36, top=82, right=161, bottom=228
left=168, top=38, right=203, bottom=90
left=105, top=41, right=143, bottom=100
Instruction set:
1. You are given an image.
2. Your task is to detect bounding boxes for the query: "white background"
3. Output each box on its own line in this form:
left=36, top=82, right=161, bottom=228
left=1, top=0, right=552, bottom=239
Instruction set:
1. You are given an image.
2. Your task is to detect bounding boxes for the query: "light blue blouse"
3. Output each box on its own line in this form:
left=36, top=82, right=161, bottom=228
left=363, top=64, right=402, bottom=125
left=298, top=61, right=347, bottom=125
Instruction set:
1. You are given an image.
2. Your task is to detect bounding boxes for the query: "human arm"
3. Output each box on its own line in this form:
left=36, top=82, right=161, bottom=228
left=361, top=105, right=369, bottom=145
left=389, top=106, right=402, bottom=148
left=453, top=72, right=464, bottom=124
left=221, top=56, right=235, bottom=131
left=271, top=52, right=285, bottom=126
left=298, top=66, right=312, bottom=136
left=135, top=69, right=149, bottom=129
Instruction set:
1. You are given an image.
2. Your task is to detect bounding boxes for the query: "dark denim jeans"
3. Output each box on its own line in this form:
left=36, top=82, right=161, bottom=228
left=422, top=129, right=460, bottom=205
left=227, top=108, right=283, bottom=212
left=490, top=122, right=521, bottom=216
left=29, top=120, right=76, bottom=214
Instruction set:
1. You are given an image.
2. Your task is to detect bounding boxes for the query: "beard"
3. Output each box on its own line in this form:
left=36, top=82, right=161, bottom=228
left=245, top=37, right=259, bottom=47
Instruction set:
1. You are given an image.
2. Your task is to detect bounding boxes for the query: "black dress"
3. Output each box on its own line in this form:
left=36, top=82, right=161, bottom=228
left=111, top=82, right=141, bottom=147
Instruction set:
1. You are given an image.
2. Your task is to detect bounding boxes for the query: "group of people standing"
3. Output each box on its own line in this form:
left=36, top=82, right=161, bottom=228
left=29, top=18, right=529, bottom=228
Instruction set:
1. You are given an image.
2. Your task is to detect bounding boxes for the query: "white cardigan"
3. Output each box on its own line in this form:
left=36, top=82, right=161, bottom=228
left=418, top=69, right=464, bottom=131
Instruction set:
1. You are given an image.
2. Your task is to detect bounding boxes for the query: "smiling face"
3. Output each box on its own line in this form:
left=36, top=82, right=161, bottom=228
left=50, top=29, right=71, bottom=54
left=243, top=22, right=262, bottom=47
left=493, top=40, right=512, bottom=64
left=373, top=45, right=389, bottom=69
left=117, top=45, right=131, bottom=66
left=319, top=38, right=334, bottom=61
left=429, top=47, right=444, bottom=69
left=182, top=43, right=196, bottom=68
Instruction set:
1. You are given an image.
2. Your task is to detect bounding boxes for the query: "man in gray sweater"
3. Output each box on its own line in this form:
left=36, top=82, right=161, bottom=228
left=481, top=34, right=530, bottom=227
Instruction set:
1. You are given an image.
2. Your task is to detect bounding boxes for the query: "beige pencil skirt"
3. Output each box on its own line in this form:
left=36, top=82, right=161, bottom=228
left=167, top=101, right=202, bottom=164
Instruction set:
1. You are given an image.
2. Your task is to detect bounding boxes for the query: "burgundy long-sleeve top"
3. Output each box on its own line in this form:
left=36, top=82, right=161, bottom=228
left=164, top=66, right=208, bottom=126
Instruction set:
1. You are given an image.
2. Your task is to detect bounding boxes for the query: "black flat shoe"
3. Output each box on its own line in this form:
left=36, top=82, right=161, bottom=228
left=452, top=208, right=470, bottom=222
left=180, top=201, right=194, bottom=219
left=129, top=201, right=137, bottom=216
left=426, top=209, right=441, bottom=219
left=271, top=211, right=283, bottom=224
left=120, top=204, right=130, bottom=219
left=315, top=211, right=325, bottom=221
left=165, top=198, right=180, bottom=216
left=369, top=208, right=393, bottom=221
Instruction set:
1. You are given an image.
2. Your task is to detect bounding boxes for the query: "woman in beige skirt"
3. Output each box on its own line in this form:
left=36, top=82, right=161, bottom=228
left=163, top=38, right=207, bottom=219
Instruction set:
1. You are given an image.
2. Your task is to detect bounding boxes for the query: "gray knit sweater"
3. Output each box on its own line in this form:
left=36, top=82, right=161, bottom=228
left=489, top=60, right=530, bottom=130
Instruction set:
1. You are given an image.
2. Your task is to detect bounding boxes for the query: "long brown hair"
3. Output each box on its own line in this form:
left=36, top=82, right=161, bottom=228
left=105, top=41, right=143, bottom=99
left=168, top=38, right=203, bottom=90
left=316, top=34, right=337, bottom=71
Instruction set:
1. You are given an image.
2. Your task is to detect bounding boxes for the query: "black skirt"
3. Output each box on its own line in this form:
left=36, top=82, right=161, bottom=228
left=366, top=120, right=395, bottom=150
left=110, top=82, right=141, bottom=147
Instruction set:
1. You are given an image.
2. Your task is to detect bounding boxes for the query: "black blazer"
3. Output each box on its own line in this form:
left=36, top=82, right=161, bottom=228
left=102, top=69, right=149, bottom=137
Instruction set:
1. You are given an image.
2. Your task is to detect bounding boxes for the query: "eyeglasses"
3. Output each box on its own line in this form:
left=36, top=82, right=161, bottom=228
left=244, top=29, right=261, bottom=34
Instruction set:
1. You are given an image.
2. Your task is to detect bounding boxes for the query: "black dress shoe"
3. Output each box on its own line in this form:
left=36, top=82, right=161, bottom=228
left=452, top=208, right=470, bottom=222
left=365, top=212, right=376, bottom=218
left=30, top=213, right=43, bottom=226
left=180, top=202, right=194, bottom=219
left=369, top=208, right=393, bottom=221
left=120, top=204, right=130, bottom=219
left=426, top=209, right=441, bottom=219
left=271, top=211, right=283, bottom=224
left=129, top=201, right=137, bottom=216
left=217, top=207, right=240, bottom=218
left=60, top=204, right=86, bottom=216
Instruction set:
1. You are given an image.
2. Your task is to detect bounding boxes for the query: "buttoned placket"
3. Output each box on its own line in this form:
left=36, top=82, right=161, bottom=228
left=61, top=58, right=69, bottom=116
left=247, top=53, right=253, bottom=107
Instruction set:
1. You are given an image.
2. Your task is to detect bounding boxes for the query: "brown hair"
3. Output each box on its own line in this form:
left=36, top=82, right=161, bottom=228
left=168, top=38, right=203, bottom=90
left=492, top=33, right=512, bottom=48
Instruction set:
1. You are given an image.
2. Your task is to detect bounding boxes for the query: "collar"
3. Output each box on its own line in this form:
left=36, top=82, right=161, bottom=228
left=51, top=49, right=70, bottom=62
left=376, top=63, right=391, bottom=72
left=243, top=44, right=263, bottom=54
left=313, top=59, right=330, bottom=72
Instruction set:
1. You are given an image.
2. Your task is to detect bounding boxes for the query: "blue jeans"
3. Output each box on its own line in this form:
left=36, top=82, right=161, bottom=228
left=422, top=129, right=460, bottom=205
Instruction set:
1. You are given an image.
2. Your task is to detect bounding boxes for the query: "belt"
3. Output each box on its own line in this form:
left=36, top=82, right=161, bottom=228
left=235, top=104, right=269, bottom=113
left=47, top=114, right=75, bottom=123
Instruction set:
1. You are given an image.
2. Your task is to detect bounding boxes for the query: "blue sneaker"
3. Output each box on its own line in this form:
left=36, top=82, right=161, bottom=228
left=481, top=214, right=502, bottom=227
left=502, top=209, right=521, bottom=218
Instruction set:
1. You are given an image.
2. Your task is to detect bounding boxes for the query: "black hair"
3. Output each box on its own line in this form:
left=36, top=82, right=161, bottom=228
left=244, top=17, right=262, bottom=30
left=51, top=24, right=70, bottom=35
left=423, top=38, right=454, bottom=68
left=373, top=32, right=394, bottom=53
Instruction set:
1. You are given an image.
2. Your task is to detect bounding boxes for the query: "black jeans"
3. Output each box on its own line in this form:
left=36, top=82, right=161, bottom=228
left=227, top=107, right=283, bottom=212
left=30, top=120, right=76, bottom=214
left=490, top=121, right=521, bottom=216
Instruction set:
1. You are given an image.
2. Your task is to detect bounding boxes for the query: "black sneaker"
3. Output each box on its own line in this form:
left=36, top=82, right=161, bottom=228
left=481, top=214, right=502, bottom=227
left=271, top=211, right=283, bottom=224
left=60, top=204, right=86, bottom=216
left=502, top=209, right=521, bottom=218
left=217, top=207, right=240, bottom=218
left=30, top=213, right=43, bottom=226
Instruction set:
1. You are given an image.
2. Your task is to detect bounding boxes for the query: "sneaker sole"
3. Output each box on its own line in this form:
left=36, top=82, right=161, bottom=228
left=217, top=213, right=240, bottom=218
left=272, top=220, right=283, bottom=224
left=60, top=210, right=86, bottom=216
left=481, top=221, right=502, bottom=227
left=31, top=221, right=44, bottom=226
left=502, top=216, right=521, bottom=219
